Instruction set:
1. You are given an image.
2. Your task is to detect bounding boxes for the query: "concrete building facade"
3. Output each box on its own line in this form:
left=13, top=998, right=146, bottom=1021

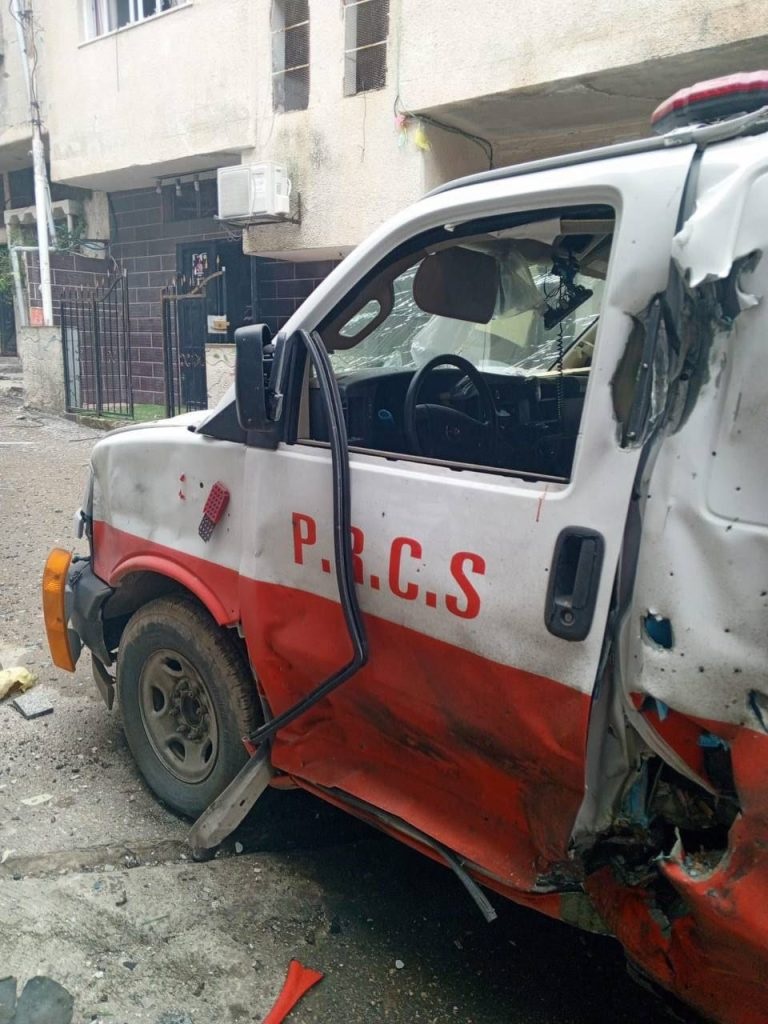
left=1, top=0, right=767, bottom=409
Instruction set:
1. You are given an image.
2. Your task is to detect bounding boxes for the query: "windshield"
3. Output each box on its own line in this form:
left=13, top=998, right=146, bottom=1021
left=330, top=249, right=607, bottom=377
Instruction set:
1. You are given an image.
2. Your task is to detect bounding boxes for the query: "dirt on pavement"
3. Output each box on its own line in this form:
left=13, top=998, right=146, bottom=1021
left=0, top=390, right=683, bottom=1024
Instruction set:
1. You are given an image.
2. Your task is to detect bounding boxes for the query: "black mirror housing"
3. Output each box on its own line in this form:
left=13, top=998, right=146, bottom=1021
left=235, top=324, right=273, bottom=431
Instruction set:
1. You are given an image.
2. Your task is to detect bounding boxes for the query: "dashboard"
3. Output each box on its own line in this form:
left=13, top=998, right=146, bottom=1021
left=308, top=366, right=589, bottom=479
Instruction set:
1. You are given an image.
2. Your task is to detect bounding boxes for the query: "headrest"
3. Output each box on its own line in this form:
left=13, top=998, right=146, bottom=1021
left=413, top=247, right=497, bottom=324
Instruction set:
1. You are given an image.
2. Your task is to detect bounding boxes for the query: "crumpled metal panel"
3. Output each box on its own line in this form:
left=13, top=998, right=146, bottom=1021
left=607, top=123, right=768, bottom=1024
left=623, top=162, right=768, bottom=741
left=671, top=133, right=768, bottom=289
left=586, top=724, right=768, bottom=1024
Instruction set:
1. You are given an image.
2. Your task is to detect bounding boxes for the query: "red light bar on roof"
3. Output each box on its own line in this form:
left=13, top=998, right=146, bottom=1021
left=651, top=70, right=768, bottom=135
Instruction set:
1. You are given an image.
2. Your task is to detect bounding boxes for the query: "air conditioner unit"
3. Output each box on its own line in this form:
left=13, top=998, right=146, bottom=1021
left=217, top=163, right=292, bottom=220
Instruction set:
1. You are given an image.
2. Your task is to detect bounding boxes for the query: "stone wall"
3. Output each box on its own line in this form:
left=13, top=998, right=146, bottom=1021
left=15, top=325, right=65, bottom=414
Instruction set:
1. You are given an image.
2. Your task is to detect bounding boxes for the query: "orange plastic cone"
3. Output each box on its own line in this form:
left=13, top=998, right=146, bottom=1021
left=263, top=959, right=324, bottom=1024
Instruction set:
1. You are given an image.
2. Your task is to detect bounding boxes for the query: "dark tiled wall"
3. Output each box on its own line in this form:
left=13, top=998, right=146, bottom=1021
left=254, top=258, right=340, bottom=336
left=26, top=251, right=111, bottom=326
left=109, top=188, right=229, bottom=405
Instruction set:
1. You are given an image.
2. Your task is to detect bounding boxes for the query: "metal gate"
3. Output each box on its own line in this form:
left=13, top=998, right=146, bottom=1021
left=60, top=271, right=133, bottom=418
left=0, top=294, right=16, bottom=356
left=162, top=269, right=226, bottom=417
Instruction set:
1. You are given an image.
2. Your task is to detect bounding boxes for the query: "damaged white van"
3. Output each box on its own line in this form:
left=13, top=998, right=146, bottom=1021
left=44, top=72, right=768, bottom=1023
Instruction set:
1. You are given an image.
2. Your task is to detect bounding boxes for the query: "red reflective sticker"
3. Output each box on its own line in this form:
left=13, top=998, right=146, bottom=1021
left=199, top=482, right=230, bottom=542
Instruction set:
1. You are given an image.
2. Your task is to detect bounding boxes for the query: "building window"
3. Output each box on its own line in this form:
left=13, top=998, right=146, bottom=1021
left=7, top=168, right=35, bottom=210
left=343, top=0, right=389, bottom=96
left=272, top=0, right=309, bottom=113
left=82, top=0, right=186, bottom=41
left=161, top=178, right=218, bottom=222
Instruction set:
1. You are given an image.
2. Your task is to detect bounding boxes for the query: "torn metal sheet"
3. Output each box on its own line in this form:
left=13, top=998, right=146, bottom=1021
left=671, top=136, right=768, bottom=289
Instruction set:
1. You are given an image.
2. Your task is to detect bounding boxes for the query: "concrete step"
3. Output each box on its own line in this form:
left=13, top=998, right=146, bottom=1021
left=0, top=356, right=22, bottom=379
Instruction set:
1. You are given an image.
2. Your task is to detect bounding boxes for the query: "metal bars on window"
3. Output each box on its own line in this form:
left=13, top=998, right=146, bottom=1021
left=272, top=0, right=310, bottom=113
left=343, top=0, right=389, bottom=96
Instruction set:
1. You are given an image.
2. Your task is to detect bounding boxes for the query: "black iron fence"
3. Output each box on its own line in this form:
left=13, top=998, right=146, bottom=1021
left=162, top=270, right=225, bottom=417
left=60, top=271, right=133, bottom=418
left=0, top=294, right=16, bottom=356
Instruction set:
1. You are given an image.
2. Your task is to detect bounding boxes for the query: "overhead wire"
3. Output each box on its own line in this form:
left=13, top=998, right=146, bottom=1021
left=394, top=94, right=495, bottom=170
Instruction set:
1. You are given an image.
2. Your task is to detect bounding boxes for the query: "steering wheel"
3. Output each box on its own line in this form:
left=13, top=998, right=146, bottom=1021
left=404, top=354, right=498, bottom=463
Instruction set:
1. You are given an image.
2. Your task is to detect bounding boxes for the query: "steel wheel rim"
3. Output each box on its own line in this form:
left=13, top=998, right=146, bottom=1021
left=138, top=648, right=219, bottom=784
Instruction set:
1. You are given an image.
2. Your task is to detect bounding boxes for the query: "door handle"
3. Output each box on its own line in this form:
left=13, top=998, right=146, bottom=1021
left=545, top=528, right=605, bottom=641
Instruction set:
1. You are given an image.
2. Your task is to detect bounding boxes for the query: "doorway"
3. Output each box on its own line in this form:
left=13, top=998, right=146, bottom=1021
left=176, top=239, right=253, bottom=342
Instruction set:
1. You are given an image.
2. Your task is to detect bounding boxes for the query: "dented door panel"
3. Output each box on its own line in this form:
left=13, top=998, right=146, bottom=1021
left=240, top=147, right=694, bottom=894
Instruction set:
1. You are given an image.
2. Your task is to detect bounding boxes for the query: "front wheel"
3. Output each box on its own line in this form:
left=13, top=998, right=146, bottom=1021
left=117, top=595, right=260, bottom=818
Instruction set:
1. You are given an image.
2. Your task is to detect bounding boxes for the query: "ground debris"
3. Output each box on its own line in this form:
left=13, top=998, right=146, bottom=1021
left=12, top=689, right=53, bottom=720
left=0, top=668, right=37, bottom=702
left=20, top=794, right=53, bottom=808
left=0, top=977, right=73, bottom=1024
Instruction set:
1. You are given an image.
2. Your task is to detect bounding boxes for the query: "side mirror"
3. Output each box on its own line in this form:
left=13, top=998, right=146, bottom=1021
left=235, top=324, right=273, bottom=431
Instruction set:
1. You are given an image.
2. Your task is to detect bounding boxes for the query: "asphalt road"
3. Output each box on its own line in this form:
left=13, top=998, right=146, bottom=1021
left=0, top=389, right=686, bottom=1024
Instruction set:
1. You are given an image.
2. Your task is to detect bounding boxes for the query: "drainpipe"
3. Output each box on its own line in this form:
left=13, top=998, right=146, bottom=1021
left=11, top=0, right=53, bottom=326
left=9, top=248, right=28, bottom=327
left=9, top=244, right=57, bottom=327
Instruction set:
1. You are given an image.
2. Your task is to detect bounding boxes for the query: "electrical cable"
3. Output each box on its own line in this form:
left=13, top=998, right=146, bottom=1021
left=246, top=328, right=369, bottom=745
left=394, top=94, right=494, bottom=169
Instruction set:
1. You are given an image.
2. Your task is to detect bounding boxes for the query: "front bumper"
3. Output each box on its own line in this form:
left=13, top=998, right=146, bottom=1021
left=67, top=557, right=114, bottom=667
left=43, top=550, right=115, bottom=699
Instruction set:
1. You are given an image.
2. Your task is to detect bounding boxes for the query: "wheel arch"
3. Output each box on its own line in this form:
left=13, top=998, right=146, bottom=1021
left=101, top=565, right=236, bottom=656
left=108, top=557, right=235, bottom=627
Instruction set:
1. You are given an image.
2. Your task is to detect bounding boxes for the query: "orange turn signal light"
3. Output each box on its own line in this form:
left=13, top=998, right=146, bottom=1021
left=42, top=547, right=76, bottom=672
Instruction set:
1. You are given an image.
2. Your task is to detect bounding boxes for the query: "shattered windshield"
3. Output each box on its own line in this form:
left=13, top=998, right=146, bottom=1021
left=330, top=251, right=606, bottom=377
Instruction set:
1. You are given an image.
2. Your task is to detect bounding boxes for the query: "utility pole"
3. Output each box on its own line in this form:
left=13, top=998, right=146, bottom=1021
left=11, top=0, right=53, bottom=326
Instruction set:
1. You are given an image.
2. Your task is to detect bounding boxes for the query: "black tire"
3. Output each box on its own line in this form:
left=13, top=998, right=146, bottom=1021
left=117, top=595, right=260, bottom=818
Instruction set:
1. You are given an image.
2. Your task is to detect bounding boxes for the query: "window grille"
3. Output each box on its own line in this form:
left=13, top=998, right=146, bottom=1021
left=272, top=0, right=310, bottom=113
left=343, top=0, right=389, bottom=96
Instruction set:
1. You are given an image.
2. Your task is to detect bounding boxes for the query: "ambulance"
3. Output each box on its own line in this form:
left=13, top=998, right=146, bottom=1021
left=44, top=73, right=768, bottom=1023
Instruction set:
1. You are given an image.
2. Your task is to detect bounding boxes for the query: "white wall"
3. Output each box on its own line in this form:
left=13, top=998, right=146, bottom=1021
left=397, top=0, right=768, bottom=163
left=398, top=0, right=768, bottom=112
left=245, top=0, right=768, bottom=257
left=0, top=4, right=33, bottom=170
left=39, top=0, right=259, bottom=190
left=3, top=0, right=767, bottom=257
left=241, top=0, right=487, bottom=259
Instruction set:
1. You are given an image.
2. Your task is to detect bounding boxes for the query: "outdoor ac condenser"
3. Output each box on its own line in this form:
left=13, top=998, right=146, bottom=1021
left=216, top=163, right=292, bottom=220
